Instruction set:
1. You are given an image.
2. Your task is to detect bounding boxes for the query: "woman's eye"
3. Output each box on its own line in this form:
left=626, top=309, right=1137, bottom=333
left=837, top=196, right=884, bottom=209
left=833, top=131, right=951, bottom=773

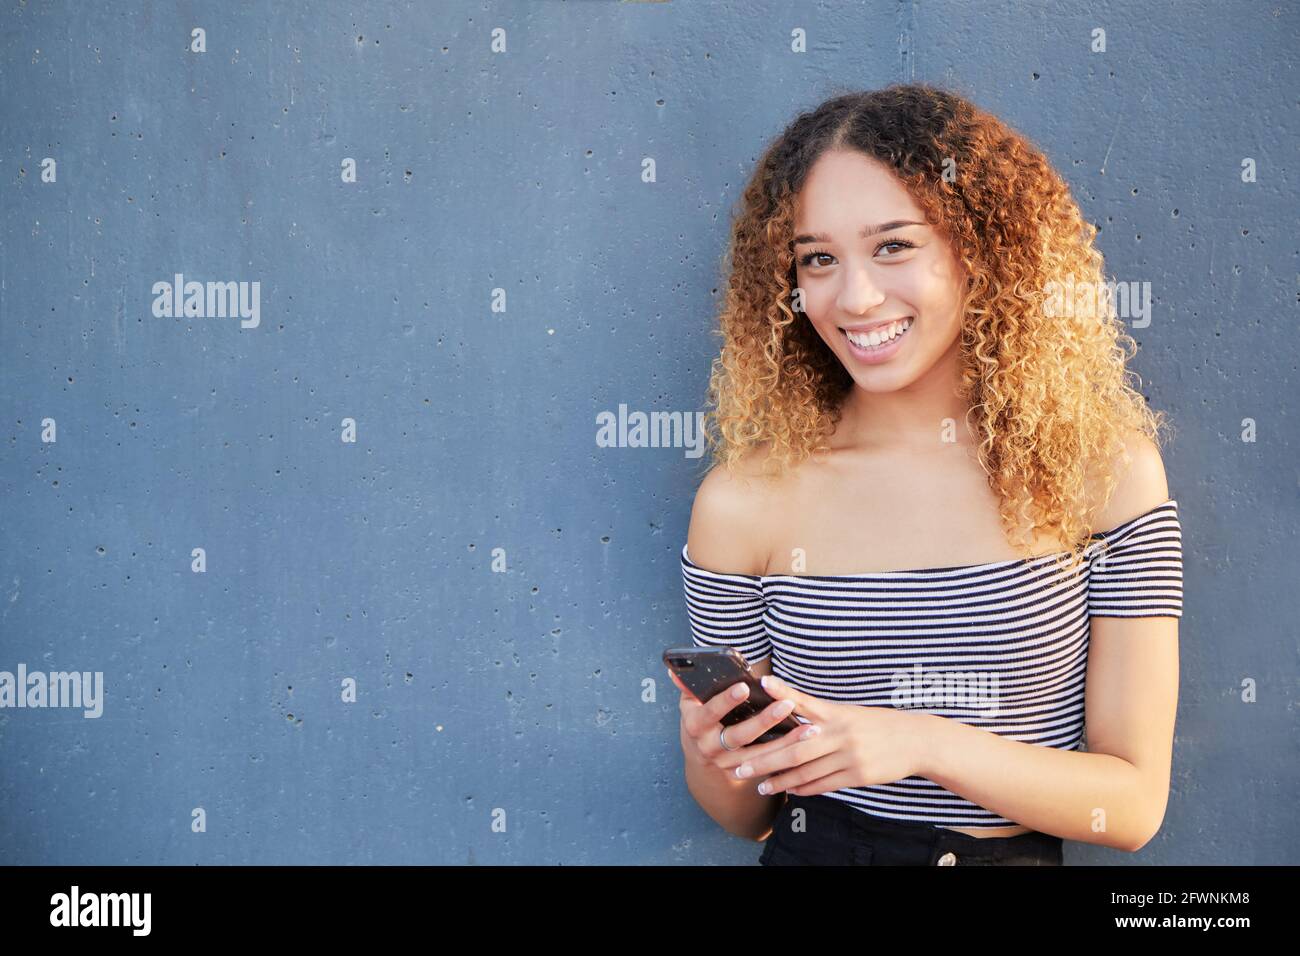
left=799, top=239, right=914, bottom=269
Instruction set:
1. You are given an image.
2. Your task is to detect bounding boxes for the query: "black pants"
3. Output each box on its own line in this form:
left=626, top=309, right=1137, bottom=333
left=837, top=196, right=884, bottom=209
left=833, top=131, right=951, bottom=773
left=759, top=793, right=1064, bottom=866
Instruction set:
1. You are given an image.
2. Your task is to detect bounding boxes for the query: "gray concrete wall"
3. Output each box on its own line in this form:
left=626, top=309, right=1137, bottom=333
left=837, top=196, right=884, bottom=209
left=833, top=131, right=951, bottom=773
left=0, top=0, right=1294, bottom=864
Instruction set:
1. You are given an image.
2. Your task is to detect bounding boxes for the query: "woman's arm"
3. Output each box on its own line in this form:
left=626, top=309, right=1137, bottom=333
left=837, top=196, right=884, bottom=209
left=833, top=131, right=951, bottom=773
left=916, top=614, right=1178, bottom=851
left=681, top=656, right=787, bottom=842
left=678, top=453, right=786, bottom=842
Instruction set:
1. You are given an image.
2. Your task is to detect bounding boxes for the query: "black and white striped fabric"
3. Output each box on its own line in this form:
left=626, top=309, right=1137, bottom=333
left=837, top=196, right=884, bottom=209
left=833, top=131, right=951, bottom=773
left=679, top=498, right=1183, bottom=829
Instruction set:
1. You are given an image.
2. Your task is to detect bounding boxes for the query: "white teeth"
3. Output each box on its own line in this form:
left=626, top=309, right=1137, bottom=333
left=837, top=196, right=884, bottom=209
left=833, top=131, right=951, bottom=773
left=845, top=317, right=912, bottom=349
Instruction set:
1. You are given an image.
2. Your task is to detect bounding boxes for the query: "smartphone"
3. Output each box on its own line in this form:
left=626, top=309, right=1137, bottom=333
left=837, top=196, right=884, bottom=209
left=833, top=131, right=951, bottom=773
left=662, top=646, right=811, bottom=744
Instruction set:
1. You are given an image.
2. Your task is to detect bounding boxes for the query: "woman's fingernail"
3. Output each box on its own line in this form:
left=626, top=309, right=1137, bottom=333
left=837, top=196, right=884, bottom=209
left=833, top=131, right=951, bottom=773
left=735, top=764, right=753, bottom=779
left=800, top=725, right=820, bottom=740
left=731, top=683, right=747, bottom=699
left=760, top=675, right=771, bottom=690
left=773, top=700, right=795, bottom=717
left=757, top=781, right=771, bottom=794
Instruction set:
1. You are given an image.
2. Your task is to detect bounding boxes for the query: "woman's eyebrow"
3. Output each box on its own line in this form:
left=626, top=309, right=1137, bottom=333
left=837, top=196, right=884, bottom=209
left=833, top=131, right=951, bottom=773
left=792, top=219, right=927, bottom=247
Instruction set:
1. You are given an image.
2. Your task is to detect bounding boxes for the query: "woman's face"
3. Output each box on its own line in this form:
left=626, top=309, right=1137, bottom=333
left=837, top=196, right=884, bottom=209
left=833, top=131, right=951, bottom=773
left=791, top=149, right=969, bottom=393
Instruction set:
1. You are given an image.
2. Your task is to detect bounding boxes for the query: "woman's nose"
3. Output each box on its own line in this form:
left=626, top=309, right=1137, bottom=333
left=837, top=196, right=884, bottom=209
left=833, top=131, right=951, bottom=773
left=836, top=262, right=887, bottom=315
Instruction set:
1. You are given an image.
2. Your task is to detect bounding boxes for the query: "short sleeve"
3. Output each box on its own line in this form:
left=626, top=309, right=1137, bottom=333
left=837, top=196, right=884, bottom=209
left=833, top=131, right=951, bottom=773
left=680, top=544, right=771, bottom=664
left=1087, top=499, right=1184, bottom=618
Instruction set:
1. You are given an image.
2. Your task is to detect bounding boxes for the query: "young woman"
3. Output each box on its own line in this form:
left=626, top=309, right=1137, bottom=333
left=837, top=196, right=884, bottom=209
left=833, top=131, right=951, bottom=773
left=669, top=84, right=1184, bottom=866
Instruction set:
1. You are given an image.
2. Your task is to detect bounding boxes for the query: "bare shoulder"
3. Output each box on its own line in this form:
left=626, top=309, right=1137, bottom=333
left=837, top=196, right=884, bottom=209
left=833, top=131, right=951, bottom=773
left=1090, top=429, right=1172, bottom=533
left=686, top=442, right=784, bottom=576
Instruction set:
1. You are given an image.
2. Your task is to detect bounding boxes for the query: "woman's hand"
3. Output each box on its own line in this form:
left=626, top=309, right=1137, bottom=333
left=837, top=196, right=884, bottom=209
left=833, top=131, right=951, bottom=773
left=727, top=673, right=933, bottom=797
left=667, top=668, right=813, bottom=774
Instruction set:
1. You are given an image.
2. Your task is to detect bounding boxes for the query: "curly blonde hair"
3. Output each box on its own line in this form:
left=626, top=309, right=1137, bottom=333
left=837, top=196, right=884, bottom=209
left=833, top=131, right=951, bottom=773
left=697, top=83, right=1174, bottom=572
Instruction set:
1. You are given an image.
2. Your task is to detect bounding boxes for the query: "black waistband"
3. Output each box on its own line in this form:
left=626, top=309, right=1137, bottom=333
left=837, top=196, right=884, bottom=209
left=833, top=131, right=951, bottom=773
left=784, top=793, right=1063, bottom=854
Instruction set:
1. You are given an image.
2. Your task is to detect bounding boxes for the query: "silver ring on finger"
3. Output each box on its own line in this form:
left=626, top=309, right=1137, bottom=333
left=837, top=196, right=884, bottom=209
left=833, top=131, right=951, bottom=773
left=720, top=726, right=739, bottom=751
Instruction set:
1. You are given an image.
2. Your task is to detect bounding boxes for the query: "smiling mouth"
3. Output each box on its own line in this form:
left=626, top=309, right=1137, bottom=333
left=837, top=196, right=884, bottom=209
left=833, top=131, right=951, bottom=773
left=839, top=317, right=914, bottom=351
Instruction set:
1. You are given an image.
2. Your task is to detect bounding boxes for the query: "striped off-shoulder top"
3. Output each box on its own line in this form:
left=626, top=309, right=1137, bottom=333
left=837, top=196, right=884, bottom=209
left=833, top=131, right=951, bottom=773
left=679, top=498, right=1184, bottom=829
